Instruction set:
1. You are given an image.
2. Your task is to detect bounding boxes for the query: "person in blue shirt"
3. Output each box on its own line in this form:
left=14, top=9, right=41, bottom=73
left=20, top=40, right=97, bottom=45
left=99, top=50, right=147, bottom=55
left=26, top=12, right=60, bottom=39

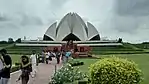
left=65, top=50, right=72, bottom=62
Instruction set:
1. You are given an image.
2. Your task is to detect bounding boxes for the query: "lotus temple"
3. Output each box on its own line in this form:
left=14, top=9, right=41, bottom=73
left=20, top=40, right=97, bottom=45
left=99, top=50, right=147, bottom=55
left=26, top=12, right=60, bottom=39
left=16, top=13, right=122, bottom=47
left=43, top=13, right=100, bottom=41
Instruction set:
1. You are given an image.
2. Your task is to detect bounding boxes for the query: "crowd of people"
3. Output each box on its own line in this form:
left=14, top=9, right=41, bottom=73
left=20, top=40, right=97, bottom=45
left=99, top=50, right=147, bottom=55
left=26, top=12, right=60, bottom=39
left=0, top=47, right=73, bottom=84
left=0, top=41, right=74, bottom=84
left=39, top=40, right=74, bottom=64
left=0, top=49, right=39, bottom=84
left=40, top=48, right=73, bottom=64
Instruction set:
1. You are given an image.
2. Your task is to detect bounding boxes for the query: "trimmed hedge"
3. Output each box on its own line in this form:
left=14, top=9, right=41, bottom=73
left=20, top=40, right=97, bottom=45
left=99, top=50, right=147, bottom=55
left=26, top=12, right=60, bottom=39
left=68, top=60, right=84, bottom=67
left=69, top=61, right=84, bottom=67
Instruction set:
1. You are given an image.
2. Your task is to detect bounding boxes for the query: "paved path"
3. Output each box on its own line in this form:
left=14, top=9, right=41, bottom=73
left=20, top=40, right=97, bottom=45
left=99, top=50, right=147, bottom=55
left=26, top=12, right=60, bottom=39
left=9, top=58, right=62, bottom=84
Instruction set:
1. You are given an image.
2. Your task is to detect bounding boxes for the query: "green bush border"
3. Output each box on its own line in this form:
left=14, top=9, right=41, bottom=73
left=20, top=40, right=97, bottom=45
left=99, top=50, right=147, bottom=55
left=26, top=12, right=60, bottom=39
left=69, top=61, right=84, bottom=67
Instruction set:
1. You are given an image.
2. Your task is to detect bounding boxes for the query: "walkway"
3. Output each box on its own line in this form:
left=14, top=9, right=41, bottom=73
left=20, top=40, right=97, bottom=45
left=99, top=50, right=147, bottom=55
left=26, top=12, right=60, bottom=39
left=9, top=58, right=62, bottom=84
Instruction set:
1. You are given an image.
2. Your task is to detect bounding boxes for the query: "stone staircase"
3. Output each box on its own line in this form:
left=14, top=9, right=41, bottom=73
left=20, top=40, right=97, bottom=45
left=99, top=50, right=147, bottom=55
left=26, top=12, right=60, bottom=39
left=75, top=52, right=92, bottom=58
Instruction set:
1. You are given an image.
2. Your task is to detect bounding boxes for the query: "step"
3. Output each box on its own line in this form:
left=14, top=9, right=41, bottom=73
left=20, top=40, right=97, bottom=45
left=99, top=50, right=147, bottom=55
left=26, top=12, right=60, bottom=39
left=79, top=52, right=88, bottom=54
left=79, top=55, right=88, bottom=57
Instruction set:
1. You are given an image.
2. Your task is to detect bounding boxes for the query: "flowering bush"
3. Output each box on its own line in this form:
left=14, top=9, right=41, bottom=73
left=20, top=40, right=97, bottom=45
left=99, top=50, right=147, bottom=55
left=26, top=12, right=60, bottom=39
left=51, top=64, right=87, bottom=84
left=89, top=56, right=143, bottom=84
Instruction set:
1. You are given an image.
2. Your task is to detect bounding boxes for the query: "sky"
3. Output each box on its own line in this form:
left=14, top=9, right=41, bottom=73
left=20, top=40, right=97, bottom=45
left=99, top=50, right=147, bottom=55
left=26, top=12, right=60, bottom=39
left=0, top=0, right=149, bottom=43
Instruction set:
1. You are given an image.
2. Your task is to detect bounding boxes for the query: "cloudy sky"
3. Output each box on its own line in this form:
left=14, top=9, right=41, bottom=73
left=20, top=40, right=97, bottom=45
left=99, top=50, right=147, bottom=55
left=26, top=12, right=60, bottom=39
left=0, top=0, right=149, bottom=43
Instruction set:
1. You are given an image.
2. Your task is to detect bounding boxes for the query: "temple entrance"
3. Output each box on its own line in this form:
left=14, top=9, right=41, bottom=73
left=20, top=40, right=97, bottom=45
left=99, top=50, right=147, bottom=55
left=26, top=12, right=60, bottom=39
left=44, top=40, right=92, bottom=58
left=80, top=47, right=84, bottom=52
left=61, top=40, right=92, bottom=58
left=62, top=33, right=81, bottom=41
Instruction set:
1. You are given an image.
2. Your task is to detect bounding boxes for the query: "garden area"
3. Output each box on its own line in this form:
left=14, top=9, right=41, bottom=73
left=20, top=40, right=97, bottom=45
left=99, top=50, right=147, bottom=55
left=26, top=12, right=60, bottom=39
left=1, top=43, right=149, bottom=84
left=50, top=54, right=149, bottom=84
left=79, top=54, right=149, bottom=84
left=10, top=53, right=149, bottom=84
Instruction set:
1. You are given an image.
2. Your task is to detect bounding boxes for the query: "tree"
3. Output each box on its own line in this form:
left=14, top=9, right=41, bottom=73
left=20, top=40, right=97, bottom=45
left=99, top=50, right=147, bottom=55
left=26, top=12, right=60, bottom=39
left=8, top=38, right=14, bottom=43
left=0, top=41, right=7, bottom=44
left=118, top=38, right=122, bottom=43
left=15, top=38, right=21, bottom=43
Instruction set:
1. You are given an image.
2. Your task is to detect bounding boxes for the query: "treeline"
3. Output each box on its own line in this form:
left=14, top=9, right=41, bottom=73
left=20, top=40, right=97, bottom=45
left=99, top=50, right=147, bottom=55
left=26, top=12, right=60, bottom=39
left=142, top=42, right=149, bottom=44
left=0, top=38, right=21, bottom=44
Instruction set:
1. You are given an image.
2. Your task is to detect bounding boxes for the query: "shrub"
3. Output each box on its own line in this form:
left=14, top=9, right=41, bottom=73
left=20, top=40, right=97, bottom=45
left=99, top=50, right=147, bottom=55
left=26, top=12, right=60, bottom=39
left=0, top=41, right=8, bottom=44
left=15, top=38, right=21, bottom=43
left=89, top=56, right=143, bottom=84
left=51, top=64, right=87, bottom=84
left=68, top=60, right=84, bottom=67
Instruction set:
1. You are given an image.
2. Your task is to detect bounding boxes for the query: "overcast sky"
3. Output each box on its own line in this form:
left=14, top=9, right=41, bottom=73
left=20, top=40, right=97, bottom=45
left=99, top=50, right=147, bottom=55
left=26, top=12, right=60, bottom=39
left=0, top=0, right=149, bottom=43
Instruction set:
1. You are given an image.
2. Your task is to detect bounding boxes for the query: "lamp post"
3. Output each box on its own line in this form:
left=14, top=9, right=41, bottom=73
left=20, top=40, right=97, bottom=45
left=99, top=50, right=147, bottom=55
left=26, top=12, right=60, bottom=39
left=55, top=64, right=57, bottom=73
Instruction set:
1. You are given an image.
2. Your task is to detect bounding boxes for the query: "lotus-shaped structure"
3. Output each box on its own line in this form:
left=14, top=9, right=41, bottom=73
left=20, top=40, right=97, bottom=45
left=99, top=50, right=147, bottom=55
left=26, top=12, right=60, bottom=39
left=43, top=13, right=100, bottom=41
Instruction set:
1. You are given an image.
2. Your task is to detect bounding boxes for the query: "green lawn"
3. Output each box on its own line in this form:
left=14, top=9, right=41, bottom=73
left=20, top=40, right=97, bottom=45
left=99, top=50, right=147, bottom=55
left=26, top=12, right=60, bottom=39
left=9, top=52, right=149, bottom=84
left=76, top=54, right=149, bottom=84
left=11, top=54, right=21, bottom=64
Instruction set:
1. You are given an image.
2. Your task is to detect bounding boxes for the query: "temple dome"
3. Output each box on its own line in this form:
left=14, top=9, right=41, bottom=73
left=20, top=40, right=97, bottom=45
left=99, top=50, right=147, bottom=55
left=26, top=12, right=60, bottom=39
left=43, top=13, right=100, bottom=41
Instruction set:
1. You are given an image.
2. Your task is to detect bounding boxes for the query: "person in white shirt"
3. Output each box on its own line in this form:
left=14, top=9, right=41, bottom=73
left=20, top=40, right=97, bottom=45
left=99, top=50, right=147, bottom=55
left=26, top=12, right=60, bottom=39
left=45, top=51, right=49, bottom=64
left=48, top=51, right=52, bottom=64
left=30, top=50, right=38, bottom=78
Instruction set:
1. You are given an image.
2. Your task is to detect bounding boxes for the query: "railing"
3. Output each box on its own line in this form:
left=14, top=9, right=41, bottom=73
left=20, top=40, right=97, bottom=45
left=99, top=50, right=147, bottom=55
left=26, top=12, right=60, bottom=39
left=15, top=43, right=122, bottom=47
left=21, top=40, right=118, bottom=43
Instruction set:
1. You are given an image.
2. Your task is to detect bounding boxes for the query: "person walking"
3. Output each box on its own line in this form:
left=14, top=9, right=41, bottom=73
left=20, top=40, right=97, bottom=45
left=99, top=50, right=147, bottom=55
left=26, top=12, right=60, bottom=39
left=30, top=50, right=38, bottom=78
left=56, top=51, right=61, bottom=64
left=41, top=50, right=45, bottom=63
left=45, top=51, right=49, bottom=64
left=48, top=51, right=52, bottom=64
left=16, top=55, right=32, bottom=84
left=0, top=54, right=4, bottom=80
left=61, top=50, right=66, bottom=63
left=65, top=50, right=72, bottom=63
left=0, top=49, right=12, bottom=84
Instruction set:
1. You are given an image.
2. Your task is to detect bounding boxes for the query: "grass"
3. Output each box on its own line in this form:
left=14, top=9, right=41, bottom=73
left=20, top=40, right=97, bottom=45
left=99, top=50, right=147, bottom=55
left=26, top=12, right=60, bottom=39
left=1, top=42, right=148, bottom=55
left=11, top=54, right=30, bottom=64
left=76, top=54, right=149, bottom=84
left=11, top=54, right=22, bottom=64
left=6, top=46, right=45, bottom=54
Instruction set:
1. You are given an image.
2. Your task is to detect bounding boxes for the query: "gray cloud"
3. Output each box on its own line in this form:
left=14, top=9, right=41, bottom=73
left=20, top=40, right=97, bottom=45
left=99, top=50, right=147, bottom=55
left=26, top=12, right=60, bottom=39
left=0, top=13, right=11, bottom=21
left=116, top=0, right=149, bottom=16
left=20, top=14, right=43, bottom=26
left=49, top=0, right=69, bottom=10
